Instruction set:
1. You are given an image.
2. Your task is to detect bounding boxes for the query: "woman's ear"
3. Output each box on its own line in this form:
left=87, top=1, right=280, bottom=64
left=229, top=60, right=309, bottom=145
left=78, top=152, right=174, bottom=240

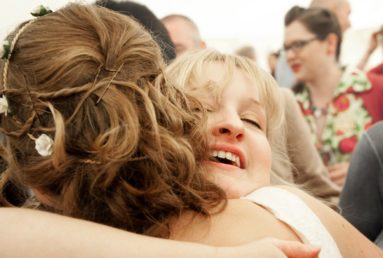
left=325, top=33, right=339, bottom=56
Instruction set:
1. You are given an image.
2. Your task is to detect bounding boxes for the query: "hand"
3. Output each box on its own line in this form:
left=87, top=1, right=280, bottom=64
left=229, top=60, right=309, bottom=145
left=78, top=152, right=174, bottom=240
left=366, top=30, right=381, bottom=54
left=357, top=27, right=383, bottom=70
left=328, top=162, right=349, bottom=187
left=217, top=238, right=320, bottom=258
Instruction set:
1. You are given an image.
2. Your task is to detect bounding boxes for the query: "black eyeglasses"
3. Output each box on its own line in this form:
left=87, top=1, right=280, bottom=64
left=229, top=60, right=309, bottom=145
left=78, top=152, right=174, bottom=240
left=283, top=37, right=318, bottom=54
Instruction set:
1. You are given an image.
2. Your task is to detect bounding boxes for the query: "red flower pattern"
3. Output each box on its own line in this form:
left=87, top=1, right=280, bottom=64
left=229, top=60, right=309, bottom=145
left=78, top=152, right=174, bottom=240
left=295, top=68, right=373, bottom=165
left=339, top=135, right=358, bottom=154
left=333, top=95, right=350, bottom=112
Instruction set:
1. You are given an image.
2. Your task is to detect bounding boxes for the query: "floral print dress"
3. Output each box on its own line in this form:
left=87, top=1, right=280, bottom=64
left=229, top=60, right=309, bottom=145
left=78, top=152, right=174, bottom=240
left=295, top=69, right=372, bottom=165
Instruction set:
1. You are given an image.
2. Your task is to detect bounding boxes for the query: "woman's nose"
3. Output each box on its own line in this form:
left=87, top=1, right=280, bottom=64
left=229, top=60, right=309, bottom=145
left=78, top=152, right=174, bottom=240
left=211, top=115, right=245, bottom=141
left=285, top=49, right=296, bottom=61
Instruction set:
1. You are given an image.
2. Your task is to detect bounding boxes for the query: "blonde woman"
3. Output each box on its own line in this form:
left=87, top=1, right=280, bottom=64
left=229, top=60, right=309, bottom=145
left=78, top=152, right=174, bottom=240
left=165, top=49, right=382, bottom=257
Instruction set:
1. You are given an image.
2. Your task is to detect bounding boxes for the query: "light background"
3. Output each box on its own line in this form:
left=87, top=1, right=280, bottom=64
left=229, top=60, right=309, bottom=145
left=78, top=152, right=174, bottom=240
left=1, top=0, right=382, bottom=70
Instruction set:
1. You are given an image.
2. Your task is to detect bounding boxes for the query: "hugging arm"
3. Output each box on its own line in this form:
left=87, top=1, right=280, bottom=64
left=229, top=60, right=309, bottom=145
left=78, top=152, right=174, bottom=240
left=0, top=208, right=319, bottom=258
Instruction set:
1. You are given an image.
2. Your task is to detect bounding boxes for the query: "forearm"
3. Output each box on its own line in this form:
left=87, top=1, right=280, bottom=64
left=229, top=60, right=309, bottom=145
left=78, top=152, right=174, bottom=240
left=356, top=50, right=373, bottom=71
left=0, top=208, right=217, bottom=258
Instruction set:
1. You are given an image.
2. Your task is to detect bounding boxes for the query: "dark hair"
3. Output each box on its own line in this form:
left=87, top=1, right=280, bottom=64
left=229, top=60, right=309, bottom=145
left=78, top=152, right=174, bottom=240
left=285, top=6, right=342, bottom=61
left=95, top=0, right=176, bottom=63
left=0, top=3, right=225, bottom=237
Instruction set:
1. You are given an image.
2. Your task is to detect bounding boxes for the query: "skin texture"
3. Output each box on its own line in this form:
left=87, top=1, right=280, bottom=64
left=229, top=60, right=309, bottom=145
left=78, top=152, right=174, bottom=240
left=0, top=207, right=321, bottom=258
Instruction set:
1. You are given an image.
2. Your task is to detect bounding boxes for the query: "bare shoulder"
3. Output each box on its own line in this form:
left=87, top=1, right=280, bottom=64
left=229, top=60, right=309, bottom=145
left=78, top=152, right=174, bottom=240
left=275, top=185, right=383, bottom=258
left=170, top=199, right=300, bottom=246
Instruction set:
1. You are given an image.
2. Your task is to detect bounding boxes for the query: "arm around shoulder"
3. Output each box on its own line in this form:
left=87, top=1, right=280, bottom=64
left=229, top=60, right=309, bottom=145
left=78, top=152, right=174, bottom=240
left=0, top=208, right=218, bottom=258
left=170, top=199, right=301, bottom=246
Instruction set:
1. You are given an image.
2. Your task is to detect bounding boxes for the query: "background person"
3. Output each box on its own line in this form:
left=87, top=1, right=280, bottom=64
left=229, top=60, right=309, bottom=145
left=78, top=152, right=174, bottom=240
left=284, top=6, right=383, bottom=187
left=95, top=0, right=176, bottom=63
left=234, top=45, right=257, bottom=62
left=309, top=0, right=351, bottom=33
left=274, top=0, right=351, bottom=89
left=161, top=14, right=206, bottom=55
left=339, top=121, right=383, bottom=249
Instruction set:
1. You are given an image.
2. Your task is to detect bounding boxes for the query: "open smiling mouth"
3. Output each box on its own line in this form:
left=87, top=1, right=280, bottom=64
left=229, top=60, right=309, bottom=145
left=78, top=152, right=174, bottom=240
left=209, top=151, right=241, bottom=168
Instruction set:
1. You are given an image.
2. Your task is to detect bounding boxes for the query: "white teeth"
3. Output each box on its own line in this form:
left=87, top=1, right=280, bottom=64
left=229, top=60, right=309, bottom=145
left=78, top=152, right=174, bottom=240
left=211, top=150, right=241, bottom=168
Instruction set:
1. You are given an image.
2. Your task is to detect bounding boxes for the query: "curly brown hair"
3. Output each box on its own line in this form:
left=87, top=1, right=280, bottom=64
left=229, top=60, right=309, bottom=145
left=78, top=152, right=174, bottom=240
left=0, top=3, right=225, bottom=237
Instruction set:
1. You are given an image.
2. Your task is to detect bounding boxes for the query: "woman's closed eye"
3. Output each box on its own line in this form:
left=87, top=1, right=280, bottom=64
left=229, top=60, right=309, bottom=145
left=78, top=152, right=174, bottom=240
left=242, top=118, right=262, bottom=129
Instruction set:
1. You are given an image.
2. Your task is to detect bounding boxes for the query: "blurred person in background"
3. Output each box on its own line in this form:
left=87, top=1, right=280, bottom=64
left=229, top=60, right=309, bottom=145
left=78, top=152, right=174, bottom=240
left=161, top=14, right=206, bottom=56
left=268, top=51, right=280, bottom=78
left=234, top=45, right=257, bottom=62
left=96, top=0, right=176, bottom=63
left=284, top=6, right=383, bottom=187
left=339, top=121, right=383, bottom=249
left=275, top=0, right=351, bottom=88
left=309, top=0, right=351, bottom=33
left=357, top=26, right=383, bottom=71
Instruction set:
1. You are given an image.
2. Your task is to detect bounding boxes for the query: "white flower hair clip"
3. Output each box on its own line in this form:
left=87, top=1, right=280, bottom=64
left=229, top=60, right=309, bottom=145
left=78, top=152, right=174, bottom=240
left=31, top=5, right=52, bottom=17
left=0, top=95, right=9, bottom=116
left=28, top=133, right=54, bottom=156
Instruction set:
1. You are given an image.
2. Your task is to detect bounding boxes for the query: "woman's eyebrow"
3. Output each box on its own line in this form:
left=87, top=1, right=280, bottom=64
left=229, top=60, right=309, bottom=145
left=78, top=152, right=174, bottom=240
left=246, top=98, right=264, bottom=111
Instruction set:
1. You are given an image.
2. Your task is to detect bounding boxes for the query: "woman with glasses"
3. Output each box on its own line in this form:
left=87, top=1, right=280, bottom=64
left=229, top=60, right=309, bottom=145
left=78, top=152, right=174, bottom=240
left=283, top=6, right=383, bottom=188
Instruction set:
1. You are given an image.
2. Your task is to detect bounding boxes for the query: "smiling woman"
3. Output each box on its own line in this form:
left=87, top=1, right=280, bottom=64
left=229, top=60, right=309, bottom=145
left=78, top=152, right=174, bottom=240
left=166, top=49, right=284, bottom=198
left=166, top=48, right=383, bottom=257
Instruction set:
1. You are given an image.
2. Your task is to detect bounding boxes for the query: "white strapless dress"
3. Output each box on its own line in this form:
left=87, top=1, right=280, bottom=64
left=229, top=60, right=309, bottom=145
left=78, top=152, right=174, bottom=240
left=241, top=186, right=343, bottom=258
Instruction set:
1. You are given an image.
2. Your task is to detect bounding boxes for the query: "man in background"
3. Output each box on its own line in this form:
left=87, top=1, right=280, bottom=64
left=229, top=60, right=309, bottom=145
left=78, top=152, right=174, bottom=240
left=310, top=0, right=351, bottom=33
left=161, top=14, right=206, bottom=55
